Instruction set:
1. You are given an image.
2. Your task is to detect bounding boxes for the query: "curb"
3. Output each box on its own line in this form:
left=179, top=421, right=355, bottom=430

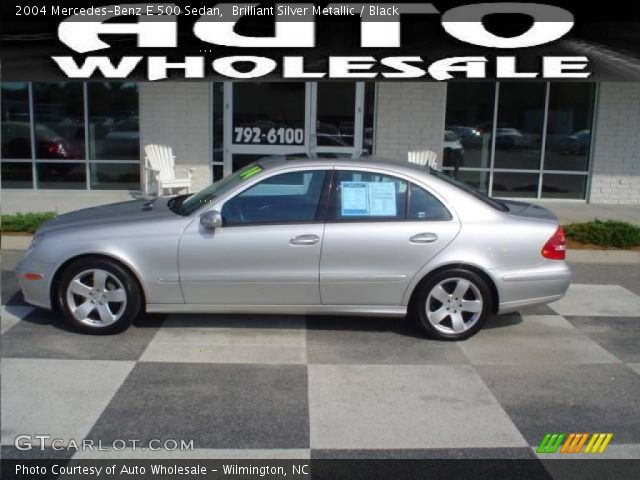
left=1, top=235, right=32, bottom=251
left=2, top=235, right=639, bottom=265
left=566, top=249, right=640, bottom=264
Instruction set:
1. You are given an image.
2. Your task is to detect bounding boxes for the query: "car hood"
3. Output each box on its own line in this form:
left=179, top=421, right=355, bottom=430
left=36, top=198, right=178, bottom=235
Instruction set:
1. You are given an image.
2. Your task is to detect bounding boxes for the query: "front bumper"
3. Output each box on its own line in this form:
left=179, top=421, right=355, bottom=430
left=15, top=255, right=57, bottom=310
left=493, top=262, right=571, bottom=314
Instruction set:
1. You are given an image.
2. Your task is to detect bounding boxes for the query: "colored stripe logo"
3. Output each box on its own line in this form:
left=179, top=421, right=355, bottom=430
left=537, top=433, right=613, bottom=454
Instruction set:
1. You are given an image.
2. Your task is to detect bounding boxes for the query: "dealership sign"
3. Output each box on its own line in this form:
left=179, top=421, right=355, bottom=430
left=51, top=2, right=589, bottom=80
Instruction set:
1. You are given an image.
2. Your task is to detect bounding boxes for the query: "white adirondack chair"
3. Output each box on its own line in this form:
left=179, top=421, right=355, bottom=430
left=144, top=144, right=194, bottom=196
left=408, top=150, right=439, bottom=170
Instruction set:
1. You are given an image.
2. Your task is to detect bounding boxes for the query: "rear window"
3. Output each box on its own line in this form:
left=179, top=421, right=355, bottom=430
left=429, top=168, right=508, bottom=212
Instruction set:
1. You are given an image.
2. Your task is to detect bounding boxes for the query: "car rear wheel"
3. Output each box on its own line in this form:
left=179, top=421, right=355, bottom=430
left=57, top=258, right=141, bottom=334
left=414, top=269, right=491, bottom=340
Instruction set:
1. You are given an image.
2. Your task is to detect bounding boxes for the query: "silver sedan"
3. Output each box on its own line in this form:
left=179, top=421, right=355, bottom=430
left=16, top=157, right=571, bottom=340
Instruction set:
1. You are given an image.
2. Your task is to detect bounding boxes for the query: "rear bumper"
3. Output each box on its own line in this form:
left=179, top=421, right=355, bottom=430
left=493, top=262, right=571, bottom=314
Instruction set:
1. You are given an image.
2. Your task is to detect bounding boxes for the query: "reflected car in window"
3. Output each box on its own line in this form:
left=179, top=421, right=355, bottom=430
left=16, top=157, right=570, bottom=340
left=2, top=121, right=83, bottom=159
left=495, top=127, right=525, bottom=148
left=443, top=130, right=464, bottom=168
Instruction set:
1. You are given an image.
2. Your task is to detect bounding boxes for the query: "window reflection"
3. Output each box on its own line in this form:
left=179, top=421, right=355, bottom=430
left=494, top=83, right=545, bottom=171
left=33, top=83, right=85, bottom=160
left=36, top=163, right=86, bottom=189
left=544, top=83, right=595, bottom=172
left=317, top=83, right=355, bottom=147
left=445, top=83, right=495, bottom=169
left=1, top=162, right=32, bottom=189
left=444, top=82, right=594, bottom=199
left=90, top=163, right=140, bottom=190
left=1, top=83, right=31, bottom=159
left=88, top=82, right=139, bottom=161
left=542, top=174, right=587, bottom=199
left=363, top=83, right=375, bottom=154
left=492, top=172, right=539, bottom=198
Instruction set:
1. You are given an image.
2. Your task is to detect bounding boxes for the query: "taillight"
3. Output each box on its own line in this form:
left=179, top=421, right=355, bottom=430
left=542, top=226, right=566, bottom=260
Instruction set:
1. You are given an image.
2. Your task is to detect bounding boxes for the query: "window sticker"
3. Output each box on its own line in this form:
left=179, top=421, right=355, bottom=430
left=368, top=182, right=397, bottom=216
left=341, top=182, right=369, bottom=216
left=340, top=181, right=398, bottom=217
left=238, top=164, right=263, bottom=180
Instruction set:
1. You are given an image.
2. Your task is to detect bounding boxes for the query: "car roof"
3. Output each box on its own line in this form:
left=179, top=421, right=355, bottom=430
left=257, top=155, right=433, bottom=178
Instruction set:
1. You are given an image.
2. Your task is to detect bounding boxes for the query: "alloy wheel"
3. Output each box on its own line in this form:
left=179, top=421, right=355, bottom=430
left=66, top=269, right=127, bottom=327
left=425, top=277, right=483, bottom=335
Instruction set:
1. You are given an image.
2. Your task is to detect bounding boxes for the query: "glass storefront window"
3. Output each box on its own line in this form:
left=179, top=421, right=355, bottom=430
left=494, top=82, right=545, bottom=170
left=33, top=83, right=85, bottom=160
left=444, top=83, right=495, bottom=169
left=1, top=83, right=31, bottom=159
left=1, top=162, right=33, bottom=189
left=233, top=83, right=305, bottom=146
left=232, top=154, right=265, bottom=172
left=492, top=172, right=539, bottom=198
left=443, top=169, right=490, bottom=195
left=1, top=82, right=141, bottom=190
left=88, top=82, right=139, bottom=161
left=316, top=83, right=355, bottom=147
left=213, top=164, right=224, bottom=182
left=212, top=82, right=224, bottom=164
left=542, top=173, right=587, bottom=199
left=36, top=163, right=86, bottom=189
left=543, top=83, right=595, bottom=172
left=90, top=163, right=140, bottom=190
left=443, top=82, right=595, bottom=199
left=363, top=83, right=375, bottom=155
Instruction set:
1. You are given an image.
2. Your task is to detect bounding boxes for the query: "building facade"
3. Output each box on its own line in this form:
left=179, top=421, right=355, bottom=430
left=2, top=81, right=639, bottom=205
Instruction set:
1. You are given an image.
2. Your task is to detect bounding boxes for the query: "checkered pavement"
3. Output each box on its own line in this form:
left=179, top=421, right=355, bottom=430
left=2, top=250, right=640, bottom=461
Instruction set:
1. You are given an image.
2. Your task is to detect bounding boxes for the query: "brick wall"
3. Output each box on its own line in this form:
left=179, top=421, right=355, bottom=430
left=589, top=83, right=640, bottom=205
left=139, top=82, right=212, bottom=193
left=374, top=83, right=447, bottom=163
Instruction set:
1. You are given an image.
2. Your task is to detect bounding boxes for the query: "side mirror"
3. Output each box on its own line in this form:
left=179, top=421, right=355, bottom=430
left=200, top=210, right=222, bottom=230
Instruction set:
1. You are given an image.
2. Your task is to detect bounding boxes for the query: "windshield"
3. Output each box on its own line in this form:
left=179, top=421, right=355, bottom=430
left=175, top=163, right=264, bottom=216
left=429, top=168, right=508, bottom=212
left=444, top=131, right=459, bottom=142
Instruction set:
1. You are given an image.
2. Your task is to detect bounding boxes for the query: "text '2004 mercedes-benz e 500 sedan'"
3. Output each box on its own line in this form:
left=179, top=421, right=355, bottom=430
left=16, top=157, right=571, bottom=340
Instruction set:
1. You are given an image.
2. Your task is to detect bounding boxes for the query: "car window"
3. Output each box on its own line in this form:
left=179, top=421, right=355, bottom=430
left=409, top=183, right=452, bottom=221
left=330, top=170, right=407, bottom=221
left=222, top=170, right=327, bottom=226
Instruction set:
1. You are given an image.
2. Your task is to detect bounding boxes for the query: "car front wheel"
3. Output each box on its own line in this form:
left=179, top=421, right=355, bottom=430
left=414, top=269, right=491, bottom=340
left=57, top=258, right=142, bottom=334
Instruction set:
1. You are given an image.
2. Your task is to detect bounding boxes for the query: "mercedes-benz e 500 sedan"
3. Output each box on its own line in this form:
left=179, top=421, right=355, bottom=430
left=16, top=157, right=571, bottom=340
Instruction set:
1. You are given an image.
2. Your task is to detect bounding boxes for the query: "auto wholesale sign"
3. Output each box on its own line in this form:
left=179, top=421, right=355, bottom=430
left=3, top=1, right=640, bottom=81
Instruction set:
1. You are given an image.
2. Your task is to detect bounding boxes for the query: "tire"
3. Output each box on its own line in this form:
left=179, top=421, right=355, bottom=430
left=56, top=257, right=142, bottom=334
left=413, top=268, right=492, bottom=341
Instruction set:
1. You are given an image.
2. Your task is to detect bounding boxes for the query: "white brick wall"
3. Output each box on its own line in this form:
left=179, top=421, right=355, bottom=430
left=374, top=83, right=447, bottom=163
left=589, top=83, right=640, bottom=205
left=139, top=82, right=212, bottom=193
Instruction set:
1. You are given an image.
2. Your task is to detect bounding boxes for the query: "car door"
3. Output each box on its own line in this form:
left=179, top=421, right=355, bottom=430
left=179, top=168, right=330, bottom=305
left=320, top=168, right=460, bottom=306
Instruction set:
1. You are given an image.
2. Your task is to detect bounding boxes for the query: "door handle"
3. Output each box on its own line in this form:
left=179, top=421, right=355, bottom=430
left=290, top=234, right=320, bottom=246
left=410, top=232, right=438, bottom=244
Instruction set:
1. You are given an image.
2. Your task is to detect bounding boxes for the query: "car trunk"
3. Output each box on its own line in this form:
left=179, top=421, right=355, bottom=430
left=499, top=200, right=558, bottom=222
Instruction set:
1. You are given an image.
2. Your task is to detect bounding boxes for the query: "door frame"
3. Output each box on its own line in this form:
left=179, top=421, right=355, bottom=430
left=222, top=82, right=366, bottom=177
